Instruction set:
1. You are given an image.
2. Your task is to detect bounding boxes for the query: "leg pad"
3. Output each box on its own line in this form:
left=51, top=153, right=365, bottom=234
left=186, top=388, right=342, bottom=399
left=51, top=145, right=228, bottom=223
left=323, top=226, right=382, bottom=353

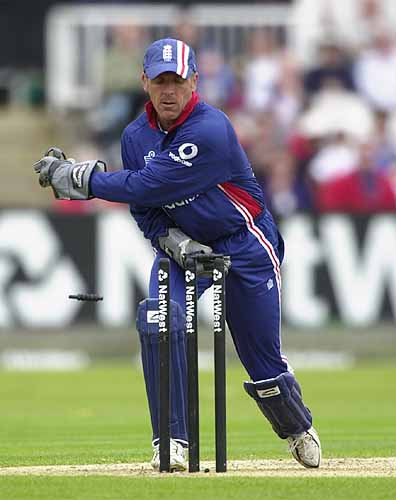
left=244, top=372, right=312, bottom=439
left=136, top=298, right=188, bottom=443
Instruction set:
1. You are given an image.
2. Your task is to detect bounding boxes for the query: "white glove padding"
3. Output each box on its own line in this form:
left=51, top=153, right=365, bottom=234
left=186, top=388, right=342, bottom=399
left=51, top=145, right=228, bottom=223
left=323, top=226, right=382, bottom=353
left=158, top=228, right=213, bottom=269
left=33, top=156, right=106, bottom=200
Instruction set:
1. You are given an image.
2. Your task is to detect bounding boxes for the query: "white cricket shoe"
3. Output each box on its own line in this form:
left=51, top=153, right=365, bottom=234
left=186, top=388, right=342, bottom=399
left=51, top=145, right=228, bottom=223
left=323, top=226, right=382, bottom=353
left=287, top=427, right=321, bottom=468
left=151, top=438, right=187, bottom=472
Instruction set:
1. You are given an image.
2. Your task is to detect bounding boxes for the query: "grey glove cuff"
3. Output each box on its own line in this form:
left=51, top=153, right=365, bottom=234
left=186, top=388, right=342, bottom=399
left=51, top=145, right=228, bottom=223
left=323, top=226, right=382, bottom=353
left=51, top=160, right=106, bottom=200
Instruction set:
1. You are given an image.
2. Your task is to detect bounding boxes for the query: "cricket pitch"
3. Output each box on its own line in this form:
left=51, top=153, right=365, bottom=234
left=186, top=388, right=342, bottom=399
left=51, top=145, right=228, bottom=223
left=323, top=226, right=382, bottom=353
left=1, top=458, right=395, bottom=477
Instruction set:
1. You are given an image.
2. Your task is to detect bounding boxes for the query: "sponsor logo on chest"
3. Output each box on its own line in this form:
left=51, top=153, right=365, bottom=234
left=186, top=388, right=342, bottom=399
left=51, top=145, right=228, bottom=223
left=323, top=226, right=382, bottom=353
left=164, top=194, right=199, bottom=210
left=169, top=143, right=198, bottom=167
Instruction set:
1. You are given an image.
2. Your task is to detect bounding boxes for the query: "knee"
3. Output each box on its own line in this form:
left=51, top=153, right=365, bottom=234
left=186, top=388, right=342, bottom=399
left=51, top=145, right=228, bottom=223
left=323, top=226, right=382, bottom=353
left=136, top=298, right=185, bottom=343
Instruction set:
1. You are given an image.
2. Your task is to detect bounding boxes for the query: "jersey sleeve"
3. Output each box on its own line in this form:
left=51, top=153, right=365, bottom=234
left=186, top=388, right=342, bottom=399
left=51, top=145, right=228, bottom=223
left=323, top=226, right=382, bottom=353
left=90, top=117, right=232, bottom=207
left=128, top=203, right=175, bottom=248
left=120, top=129, right=176, bottom=247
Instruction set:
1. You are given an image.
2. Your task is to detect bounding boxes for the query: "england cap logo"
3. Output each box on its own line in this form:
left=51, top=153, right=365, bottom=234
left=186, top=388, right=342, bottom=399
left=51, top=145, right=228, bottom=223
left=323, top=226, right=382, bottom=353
left=143, top=38, right=197, bottom=80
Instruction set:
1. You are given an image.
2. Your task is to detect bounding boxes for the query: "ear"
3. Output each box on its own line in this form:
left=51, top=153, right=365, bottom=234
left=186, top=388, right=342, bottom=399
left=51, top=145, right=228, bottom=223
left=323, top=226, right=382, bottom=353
left=191, top=72, right=198, bottom=91
left=141, top=72, right=149, bottom=93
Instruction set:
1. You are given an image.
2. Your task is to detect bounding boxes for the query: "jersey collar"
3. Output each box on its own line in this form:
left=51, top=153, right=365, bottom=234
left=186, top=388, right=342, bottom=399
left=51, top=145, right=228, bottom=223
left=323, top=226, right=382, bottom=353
left=145, top=92, right=199, bottom=133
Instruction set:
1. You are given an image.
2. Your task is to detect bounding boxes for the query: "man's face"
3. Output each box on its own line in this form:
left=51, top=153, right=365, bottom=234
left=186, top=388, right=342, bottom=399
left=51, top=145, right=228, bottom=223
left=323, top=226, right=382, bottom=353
left=142, top=71, right=198, bottom=130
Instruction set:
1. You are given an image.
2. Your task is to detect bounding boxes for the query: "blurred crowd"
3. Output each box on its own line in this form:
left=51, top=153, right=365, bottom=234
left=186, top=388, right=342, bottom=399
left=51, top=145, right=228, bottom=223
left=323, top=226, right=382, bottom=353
left=72, top=0, right=396, bottom=215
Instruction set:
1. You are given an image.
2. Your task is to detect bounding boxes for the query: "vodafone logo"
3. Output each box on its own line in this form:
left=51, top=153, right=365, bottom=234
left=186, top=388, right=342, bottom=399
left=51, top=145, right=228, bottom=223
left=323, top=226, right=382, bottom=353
left=169, top=143, right=198, bottom=168
left=178, top=143, right=198, bottom=161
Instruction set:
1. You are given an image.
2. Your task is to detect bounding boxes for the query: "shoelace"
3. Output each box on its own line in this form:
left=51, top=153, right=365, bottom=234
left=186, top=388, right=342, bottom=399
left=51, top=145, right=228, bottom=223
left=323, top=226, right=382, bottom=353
left=289, top=434, right=315, bottom=460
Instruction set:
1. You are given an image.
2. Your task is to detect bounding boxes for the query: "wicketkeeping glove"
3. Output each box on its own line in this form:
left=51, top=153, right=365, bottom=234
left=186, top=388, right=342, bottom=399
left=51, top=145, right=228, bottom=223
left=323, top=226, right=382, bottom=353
left=33, top=147, right=106, bottom=200
left=158, top=228, right=213, bottom=268
left=158, top=228, right=231, bottom=274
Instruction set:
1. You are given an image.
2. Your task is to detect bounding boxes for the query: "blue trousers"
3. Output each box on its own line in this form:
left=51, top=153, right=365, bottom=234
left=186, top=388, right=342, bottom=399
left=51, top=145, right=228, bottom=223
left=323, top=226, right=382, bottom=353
left=143, top=210, right=288, bottom=442
left=149, top=210, right=288, bottom=382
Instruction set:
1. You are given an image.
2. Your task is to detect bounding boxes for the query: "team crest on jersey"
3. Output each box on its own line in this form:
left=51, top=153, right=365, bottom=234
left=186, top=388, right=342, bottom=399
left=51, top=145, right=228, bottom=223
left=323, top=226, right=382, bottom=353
left=162, top=44, right=173, bottom=62
left=144, top=150, right=156, bottom=165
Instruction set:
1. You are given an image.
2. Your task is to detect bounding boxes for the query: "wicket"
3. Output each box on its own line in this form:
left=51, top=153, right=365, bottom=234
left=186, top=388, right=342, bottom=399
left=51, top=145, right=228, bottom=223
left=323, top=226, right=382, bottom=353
left=158, top=258, right=171, bottom=472
left=158, top=255, right=227, bottom=473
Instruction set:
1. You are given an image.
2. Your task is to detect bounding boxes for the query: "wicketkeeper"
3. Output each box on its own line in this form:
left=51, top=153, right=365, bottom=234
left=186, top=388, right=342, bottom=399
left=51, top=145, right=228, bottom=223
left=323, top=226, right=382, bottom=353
left=33, top=38, right=321, bottom=471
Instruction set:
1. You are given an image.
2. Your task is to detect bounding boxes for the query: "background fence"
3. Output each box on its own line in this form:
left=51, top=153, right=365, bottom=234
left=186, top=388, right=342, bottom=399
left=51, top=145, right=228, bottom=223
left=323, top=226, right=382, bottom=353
left=46, top=4, right=291, bottom=109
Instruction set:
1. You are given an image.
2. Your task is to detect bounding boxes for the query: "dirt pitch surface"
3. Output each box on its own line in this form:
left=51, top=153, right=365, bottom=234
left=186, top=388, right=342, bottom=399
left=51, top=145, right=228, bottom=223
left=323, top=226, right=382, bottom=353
left=1, top=458, right=395, bottom=477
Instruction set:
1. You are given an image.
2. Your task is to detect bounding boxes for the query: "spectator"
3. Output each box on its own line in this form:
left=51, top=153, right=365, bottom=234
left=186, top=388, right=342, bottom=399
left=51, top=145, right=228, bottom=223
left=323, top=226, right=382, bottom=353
left=87, top=25, right=148, bottom=148
left=386, top=110, right=396, bottom=157
left=308, top=134, right=359, bottom=185
left=303, top=38, right=355, bottom=96
left=243, top=28, right=282, bottom=112
left=298, top=89, right=375, bottom=183
left=371, top=110, right=396, bottom=171
left=316, top=140, right=396, bottom=212
left=260, top=150, right=314, bottom=217
left=197, top=48, right=237, bottom=109
left=247, top=111, right=284, bottom=181
left=228, top=110, right=259, bottom=150
left=290, top=0, right=396, bottom=66
left=353, top=30, right=396, bottom=112
left=274, top=53, right=303, bottom=135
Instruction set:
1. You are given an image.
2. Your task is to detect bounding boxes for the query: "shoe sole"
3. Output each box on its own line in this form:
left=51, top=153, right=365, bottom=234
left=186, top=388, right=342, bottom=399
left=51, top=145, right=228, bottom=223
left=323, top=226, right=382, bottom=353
left=151, top=461, right=187, bottom=472
left=291, top=429, right=321, bottom=469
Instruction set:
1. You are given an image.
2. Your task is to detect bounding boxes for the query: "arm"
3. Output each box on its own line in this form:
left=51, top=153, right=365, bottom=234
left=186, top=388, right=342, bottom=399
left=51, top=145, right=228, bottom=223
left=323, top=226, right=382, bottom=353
left=91, top=119, right=231, bottom=207
left=120, top=131, right=177, bottom=247
left=125, top=132, right=219, bottom=260
left=129, top=203, right=175, bottom=249
left=34, top=118, right=231, bottom=207
left=89, top=157, right=229, bottom=207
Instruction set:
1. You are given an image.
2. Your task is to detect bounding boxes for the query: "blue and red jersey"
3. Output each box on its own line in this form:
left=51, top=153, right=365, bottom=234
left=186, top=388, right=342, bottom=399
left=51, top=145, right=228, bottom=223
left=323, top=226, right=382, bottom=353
left=90, top=92, right=266, bottom=246
left=91, top=91, right=289, bottom=383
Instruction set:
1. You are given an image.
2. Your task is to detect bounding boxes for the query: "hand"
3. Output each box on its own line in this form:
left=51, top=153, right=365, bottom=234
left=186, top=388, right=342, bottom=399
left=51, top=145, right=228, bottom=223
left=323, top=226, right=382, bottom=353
left=33, top=148, right=106, bottom=200
left=178, top=237, right=214, bottom=268
left=185, top=253, right=232, bottom=276
left=158, top=228, right=213, bottom=269
left=34, top=156, right=72, bottom=190
left=158, top=228, right=231, bottom=275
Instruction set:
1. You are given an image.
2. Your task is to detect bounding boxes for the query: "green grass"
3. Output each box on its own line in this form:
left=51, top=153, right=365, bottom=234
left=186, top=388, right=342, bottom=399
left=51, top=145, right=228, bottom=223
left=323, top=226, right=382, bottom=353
left=0, top=362, right=396, bottom=499
left=1, top=477, right=396, bottom=500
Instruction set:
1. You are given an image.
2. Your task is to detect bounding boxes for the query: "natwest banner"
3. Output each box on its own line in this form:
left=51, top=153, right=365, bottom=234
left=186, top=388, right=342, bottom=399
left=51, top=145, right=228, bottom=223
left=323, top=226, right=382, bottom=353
left=281, top=214, right=396, bottom=327
left=0, top=209, right=396, bottom=329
